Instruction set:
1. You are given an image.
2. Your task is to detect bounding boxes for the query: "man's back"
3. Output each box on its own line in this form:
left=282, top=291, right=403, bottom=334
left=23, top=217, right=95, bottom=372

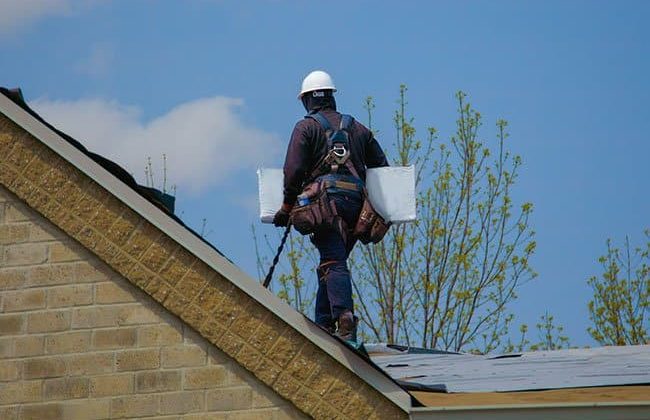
left=283, top=108, right=388, bottom=207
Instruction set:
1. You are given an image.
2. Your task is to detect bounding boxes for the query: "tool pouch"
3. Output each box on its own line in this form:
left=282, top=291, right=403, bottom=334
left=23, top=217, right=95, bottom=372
left=353, top=196, right=391, bottom=244
left=290, top=181, right=337, bottom=235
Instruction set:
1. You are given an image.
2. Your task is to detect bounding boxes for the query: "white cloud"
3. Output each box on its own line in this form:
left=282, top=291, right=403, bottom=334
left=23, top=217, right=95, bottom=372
left=30, top=96, right=281, bottom=194
left=0, top=0, right=72, bottom=34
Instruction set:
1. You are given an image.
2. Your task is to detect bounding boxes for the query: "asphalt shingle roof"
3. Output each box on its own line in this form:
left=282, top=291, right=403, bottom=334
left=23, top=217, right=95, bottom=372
left=367, top=343, right=650, bottom=393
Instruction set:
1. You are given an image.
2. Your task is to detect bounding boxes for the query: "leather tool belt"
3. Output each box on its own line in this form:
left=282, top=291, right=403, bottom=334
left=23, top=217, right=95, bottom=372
left=352, top=197, right=390, bottom=244
left=289, top=180, right=337, bottom=236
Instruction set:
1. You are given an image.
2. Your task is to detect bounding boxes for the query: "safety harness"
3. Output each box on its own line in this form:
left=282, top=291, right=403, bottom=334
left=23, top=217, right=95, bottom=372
left=304, top=112, right=363, bottom=283
left=265, top=113, right=359, bottom=289
left=306, top=112, right=363, bottom=184
left=306, top=112, right=391, bottom=246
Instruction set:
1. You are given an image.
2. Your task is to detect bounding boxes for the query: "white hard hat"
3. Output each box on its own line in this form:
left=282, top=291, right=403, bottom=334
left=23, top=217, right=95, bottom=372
left=298, top=70, right=337, bottom=99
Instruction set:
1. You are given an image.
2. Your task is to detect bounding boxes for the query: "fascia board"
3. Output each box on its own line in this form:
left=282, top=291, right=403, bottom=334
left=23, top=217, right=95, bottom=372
left=409, top=401, right=650, bottom=420
left=0, top=93, right=412, bottom=413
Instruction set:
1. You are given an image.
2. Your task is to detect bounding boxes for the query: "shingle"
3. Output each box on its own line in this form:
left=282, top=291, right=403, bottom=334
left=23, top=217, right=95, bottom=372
left=368, top=343, right=650, bottom=393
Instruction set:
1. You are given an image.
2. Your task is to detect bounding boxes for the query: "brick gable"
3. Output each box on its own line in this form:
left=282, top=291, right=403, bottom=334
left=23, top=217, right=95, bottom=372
left=1, top=184, right=307, bottom=419
left=0, top=100, right=407, bottom=419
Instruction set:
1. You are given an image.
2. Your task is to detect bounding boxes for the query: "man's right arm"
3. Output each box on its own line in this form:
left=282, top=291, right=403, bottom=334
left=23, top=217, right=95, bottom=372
left=282, top=120, right=313, bottom=206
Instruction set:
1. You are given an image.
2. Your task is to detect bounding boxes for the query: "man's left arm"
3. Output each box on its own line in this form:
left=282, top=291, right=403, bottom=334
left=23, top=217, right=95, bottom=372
left=365, top=128, right=389, bottom=168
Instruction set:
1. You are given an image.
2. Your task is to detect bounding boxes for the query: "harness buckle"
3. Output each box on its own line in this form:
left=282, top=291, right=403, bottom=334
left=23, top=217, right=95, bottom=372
left=332, top=145, right=347, bottom=158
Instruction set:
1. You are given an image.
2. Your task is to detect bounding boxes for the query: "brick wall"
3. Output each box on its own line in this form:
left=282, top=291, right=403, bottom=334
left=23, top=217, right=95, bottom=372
left=0, top=186, right=307, bottom=419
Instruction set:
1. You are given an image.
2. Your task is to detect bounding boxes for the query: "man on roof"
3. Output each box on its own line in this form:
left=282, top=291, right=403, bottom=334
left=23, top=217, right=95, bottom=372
left=273, top=70, right=389, bottom=342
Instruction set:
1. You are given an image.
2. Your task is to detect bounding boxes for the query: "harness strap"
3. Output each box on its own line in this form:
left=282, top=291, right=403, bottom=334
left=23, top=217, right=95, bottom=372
left=306, top=112, right=357, bottom=179
left=308, top=112, right=332, bottom=133
left=344, top=159, right=361, bottom=181
left=318, top=260, right=339, bottom=272
left=322, top=179, right=362, bottom=192
left=317, top=259, right=347, bottom=282
left=306, top=111, right=352, bottom=132
left=340, top=114, right=353, bottom=131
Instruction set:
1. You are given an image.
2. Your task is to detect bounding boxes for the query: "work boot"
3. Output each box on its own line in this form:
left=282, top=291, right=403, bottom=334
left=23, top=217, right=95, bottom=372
left=335, top=310, right=358, bottom=342
left=318, top=321, right=336, bottom=335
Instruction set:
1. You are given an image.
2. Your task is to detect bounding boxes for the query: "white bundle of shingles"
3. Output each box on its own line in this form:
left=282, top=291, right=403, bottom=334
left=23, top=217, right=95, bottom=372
left=257, top=166, right=417, bottom=224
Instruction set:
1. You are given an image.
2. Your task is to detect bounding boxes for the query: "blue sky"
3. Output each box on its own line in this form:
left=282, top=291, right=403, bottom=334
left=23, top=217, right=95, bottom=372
left=1, top=0, right=648, bottom=347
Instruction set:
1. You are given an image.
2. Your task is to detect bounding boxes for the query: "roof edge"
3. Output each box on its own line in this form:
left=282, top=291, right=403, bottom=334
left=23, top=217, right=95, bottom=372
left=0, top=92, right=411, bottom=413
left=409, top=401, right=650, bottom=420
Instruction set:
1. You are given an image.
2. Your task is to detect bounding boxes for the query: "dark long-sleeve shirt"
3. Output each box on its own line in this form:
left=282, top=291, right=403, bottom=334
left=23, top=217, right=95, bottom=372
left=282, top=109, right=388, bottom=206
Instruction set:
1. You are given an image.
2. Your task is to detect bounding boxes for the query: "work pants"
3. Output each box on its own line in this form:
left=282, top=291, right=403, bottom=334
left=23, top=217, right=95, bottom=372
left=311, top=189, right=362, bottom=329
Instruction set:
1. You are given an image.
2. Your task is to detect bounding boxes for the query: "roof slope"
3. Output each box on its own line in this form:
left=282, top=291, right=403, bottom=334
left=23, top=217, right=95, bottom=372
left=369, top=343, right=650, bottom=393
left=0, top=88, right=410, bottom=419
